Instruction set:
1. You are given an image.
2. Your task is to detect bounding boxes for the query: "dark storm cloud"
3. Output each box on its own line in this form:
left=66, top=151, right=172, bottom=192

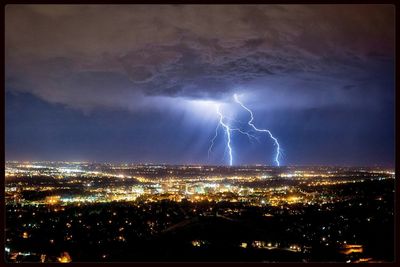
left=5, top=4, right=394, bottom=111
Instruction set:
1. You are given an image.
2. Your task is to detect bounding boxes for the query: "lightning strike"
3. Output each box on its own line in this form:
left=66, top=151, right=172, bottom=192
left=209, top=104, right=260, bottom=166
left=234, top=94, right=282, bottom=166
left=231, top=128, right=259, bottom=143
left=216, top=105, right=233, bottom=166
left=208, top=123, right=220, bottom=159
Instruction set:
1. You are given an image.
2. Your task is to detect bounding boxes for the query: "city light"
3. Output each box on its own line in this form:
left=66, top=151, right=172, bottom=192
left=5, top=161, right=395, bottom=263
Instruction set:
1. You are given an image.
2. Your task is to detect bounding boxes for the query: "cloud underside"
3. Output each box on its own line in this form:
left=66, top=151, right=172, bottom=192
left=5, top=5, right=394, bottom=111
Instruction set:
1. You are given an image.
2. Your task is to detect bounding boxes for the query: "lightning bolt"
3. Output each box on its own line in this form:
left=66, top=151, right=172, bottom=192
left=231, top=128, right=259, bottom=143
left=234, top=94, right=282, bottom=166
left=208, top=123, right=220, bottom=159
left=216, top=105, right=233, bottom=166
left=209, top=104, right=260, bottom=166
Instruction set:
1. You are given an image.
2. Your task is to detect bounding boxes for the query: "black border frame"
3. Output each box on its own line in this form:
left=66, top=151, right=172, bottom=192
left=1, top=1, right=398, bottom=266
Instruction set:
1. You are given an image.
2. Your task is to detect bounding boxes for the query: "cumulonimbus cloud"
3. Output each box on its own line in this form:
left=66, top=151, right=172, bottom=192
left=5, top=4, right=394, bottom=112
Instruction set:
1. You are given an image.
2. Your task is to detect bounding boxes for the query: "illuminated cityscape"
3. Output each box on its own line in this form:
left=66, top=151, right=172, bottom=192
left=5, top=162, right=395, bottom=262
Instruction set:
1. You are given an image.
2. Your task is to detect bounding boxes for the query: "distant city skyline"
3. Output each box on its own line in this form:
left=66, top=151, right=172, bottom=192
left=5, top=5, right=395, bottom=166
left=3, top=160, right=395, bottom=169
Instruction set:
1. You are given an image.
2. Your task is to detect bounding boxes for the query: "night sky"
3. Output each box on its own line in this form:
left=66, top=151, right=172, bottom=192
left=5, top=5, right=395, bottom=166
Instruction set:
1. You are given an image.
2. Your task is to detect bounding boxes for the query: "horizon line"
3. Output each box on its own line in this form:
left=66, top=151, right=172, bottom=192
left=4, top=160, right=395, bottom=169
